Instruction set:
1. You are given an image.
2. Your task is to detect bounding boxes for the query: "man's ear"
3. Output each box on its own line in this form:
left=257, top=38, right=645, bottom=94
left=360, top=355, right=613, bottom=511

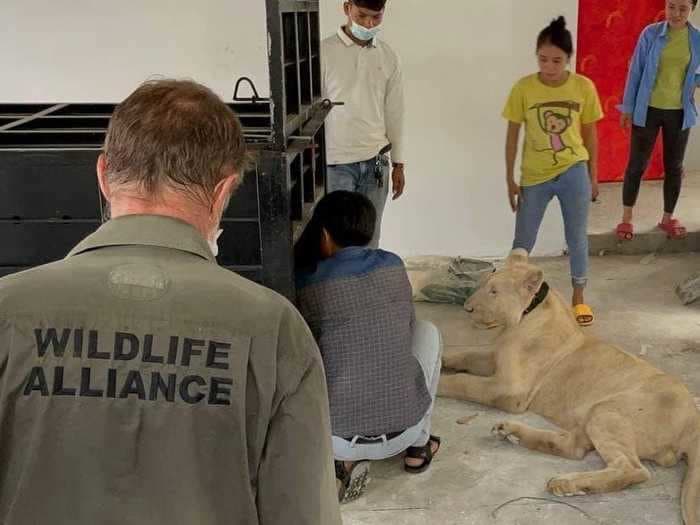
left=523, top=268, right=544, bottom=295
left=97, top=154, right=112, bottom=202
left=212, top=173, right=240, bottom=215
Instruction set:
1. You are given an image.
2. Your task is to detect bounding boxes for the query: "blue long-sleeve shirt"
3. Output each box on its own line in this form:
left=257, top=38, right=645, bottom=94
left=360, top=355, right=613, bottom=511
left=618, top=21, right=700, bottom=130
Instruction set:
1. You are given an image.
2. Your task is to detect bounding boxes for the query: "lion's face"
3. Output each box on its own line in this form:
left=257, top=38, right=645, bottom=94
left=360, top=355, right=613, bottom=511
left=464, top=250, right=544, bottom=329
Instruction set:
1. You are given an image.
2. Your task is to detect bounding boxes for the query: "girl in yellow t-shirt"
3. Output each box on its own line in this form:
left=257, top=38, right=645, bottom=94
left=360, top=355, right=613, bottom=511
left=503, top=16, right=603, bottom=326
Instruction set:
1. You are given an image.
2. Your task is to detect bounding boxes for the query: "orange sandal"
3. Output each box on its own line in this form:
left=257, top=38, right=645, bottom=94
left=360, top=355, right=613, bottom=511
left=658, top=219, right=687, bottom=240
left=573, top=304, right=594, bottom=327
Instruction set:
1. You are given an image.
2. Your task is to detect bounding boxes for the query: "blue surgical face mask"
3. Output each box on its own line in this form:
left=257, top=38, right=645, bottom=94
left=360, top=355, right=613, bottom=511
left=350, top=20, right=382, bottom=41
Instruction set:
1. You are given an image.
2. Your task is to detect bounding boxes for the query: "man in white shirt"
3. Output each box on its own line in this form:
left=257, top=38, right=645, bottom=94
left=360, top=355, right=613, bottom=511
left=322, top=0, right=405, bottom=248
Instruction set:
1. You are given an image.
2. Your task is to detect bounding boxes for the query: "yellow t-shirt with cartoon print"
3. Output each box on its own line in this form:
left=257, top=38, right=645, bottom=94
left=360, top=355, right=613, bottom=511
left=503, top=73, right=603, bottom=187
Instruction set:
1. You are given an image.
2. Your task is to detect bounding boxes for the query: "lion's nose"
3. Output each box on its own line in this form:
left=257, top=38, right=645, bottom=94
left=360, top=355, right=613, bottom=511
left=465, top=306, right=475, bottom=314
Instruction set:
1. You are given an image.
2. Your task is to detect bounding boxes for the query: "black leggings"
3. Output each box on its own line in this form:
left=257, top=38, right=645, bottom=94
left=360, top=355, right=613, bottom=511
left=622, top=107, right=690, bottom=214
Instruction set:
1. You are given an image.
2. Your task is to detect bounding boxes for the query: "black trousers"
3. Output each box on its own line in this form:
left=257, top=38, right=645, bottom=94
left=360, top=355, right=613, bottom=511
left=622, top=107, right=690, bottom=214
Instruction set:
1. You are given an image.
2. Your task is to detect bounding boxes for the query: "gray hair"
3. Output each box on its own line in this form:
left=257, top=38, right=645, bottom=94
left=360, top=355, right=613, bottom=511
left=103, top=79, right=250, bottom=204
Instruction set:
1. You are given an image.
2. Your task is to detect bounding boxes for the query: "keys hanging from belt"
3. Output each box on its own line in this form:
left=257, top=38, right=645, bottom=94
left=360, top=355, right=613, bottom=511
left=374, top=144, right=392, bottom=188
left=374, top=157, right=384, bottom=188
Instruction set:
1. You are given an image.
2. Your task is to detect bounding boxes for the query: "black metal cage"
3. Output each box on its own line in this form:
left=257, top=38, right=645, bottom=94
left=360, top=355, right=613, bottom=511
left=0, top=0, right=331, bottom=300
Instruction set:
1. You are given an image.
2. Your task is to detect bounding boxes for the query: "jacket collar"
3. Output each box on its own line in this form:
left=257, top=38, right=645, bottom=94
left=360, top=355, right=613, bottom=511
left=333, top=246, right=371, bottom=260
left=659, top=20, right=697, bottom=37
left=67, top=215, right=215, bottom=262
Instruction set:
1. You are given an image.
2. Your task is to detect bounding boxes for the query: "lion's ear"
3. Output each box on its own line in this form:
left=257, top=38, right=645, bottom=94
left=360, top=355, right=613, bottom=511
left=523, top=268, right=544, bottom=294
left=506, top=248, right=529, bottom=267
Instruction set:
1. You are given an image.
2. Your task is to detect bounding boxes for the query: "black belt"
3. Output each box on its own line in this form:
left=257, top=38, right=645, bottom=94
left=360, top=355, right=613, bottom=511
left=343, top=430, right=404, bottom=445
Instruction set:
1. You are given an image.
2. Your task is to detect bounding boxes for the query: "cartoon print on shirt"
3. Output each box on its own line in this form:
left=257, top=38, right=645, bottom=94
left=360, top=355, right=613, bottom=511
left=529, top=101, right=581, bottom=165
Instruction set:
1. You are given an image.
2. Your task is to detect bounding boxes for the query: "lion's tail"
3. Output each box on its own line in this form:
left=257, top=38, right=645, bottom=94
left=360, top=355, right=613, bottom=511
left=682, top=421, right=700, bottom=525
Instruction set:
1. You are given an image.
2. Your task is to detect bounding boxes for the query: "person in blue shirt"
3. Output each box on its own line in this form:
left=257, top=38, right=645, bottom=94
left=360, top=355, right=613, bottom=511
left=295, top=191, right=442, bottom=504
left=617, top=0, right=700, bottom=241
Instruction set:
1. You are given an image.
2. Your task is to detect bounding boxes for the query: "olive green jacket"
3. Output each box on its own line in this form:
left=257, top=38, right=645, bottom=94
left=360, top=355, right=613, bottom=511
left=0, top=215, right=341, bottom=525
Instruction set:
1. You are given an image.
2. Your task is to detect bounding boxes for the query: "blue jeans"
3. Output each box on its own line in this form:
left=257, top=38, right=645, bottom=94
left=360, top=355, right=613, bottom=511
left=513, top=162, right=591, bottom=289
left=327, top=155, right=390, bottom=248
left=331, top=320, right=442, bottom=461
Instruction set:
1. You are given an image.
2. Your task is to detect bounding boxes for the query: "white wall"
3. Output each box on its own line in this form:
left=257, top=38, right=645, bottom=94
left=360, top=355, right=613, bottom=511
left=321, top=0, right=580, bottom=258
left=2, top=0, right=583, bottom=257
left=0, top=0, right=270, bottom=102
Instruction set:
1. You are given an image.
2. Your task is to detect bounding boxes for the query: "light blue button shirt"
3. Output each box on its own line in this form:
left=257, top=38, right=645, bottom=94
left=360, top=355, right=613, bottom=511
left=618, top=21, right=700, bottom=130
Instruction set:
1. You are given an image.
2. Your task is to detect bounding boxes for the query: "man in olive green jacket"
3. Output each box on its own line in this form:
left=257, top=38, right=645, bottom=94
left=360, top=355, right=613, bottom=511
left=0, top=79, right=342, bottom=525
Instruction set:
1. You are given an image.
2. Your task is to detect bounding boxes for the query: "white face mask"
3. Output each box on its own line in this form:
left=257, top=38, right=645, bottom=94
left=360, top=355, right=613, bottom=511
left=350, top=20, right=382, bottom=41
left=209, top=228, right=223, bottom=258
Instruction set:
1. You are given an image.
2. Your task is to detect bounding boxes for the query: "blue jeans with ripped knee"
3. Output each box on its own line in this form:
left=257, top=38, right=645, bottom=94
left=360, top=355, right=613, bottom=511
left=512, top=162, right=591, bottom=289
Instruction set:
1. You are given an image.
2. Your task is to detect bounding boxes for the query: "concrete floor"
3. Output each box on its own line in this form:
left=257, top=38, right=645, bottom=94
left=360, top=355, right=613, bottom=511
left=586, top=173, right=700, bottom=256
left=589, top=172, right=700, bottom=236
left=341, top=253, right=700, bottom=525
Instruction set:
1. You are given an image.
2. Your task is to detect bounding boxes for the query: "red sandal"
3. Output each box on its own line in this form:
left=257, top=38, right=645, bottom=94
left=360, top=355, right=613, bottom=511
left=658, top=219, right=687, bottom=240
left=616, top=222, right=634, bottom=241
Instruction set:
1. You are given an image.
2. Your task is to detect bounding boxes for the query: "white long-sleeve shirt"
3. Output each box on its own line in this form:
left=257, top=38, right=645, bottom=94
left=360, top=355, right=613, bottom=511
left=322, top=27, right=405, bottom=165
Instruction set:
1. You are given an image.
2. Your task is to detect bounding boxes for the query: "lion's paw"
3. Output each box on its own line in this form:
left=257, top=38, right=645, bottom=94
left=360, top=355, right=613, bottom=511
left=491, top=422, right=521, bottom=445
left=547, top=476, right=588, bottom=497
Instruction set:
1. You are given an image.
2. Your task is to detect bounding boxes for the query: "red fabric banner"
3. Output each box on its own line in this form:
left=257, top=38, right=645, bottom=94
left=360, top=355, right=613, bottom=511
left=577, top=0, right=665, bottom=182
